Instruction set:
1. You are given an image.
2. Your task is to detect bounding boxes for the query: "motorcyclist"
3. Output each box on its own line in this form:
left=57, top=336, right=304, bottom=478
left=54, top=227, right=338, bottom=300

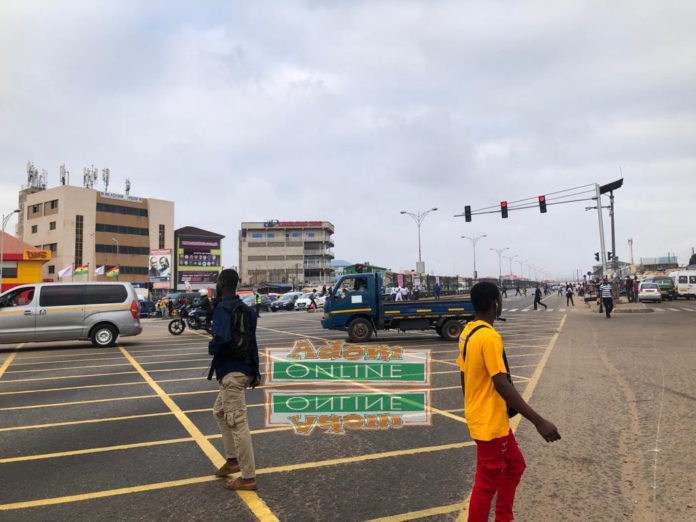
left=190, top=289, right=213, bottom=326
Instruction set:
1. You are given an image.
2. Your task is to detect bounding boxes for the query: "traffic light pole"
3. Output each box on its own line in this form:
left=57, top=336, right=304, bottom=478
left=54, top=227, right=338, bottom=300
left=595, top=183, right=608, bottom=275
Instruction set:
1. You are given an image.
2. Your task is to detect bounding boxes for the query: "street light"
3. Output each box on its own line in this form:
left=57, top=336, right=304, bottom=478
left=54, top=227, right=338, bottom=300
left=461, top=234, right=487, bottom=280
left=0, top=210, right=20, bottom=293
left=517, top=259, right=527, bottom=281
left=503, top=253, right=518, bottom=280
left=490, top=247, right=509, bottom=285
left=111, top=238, right=119, bottom=281
left=400, top=208, right=438, bottom=273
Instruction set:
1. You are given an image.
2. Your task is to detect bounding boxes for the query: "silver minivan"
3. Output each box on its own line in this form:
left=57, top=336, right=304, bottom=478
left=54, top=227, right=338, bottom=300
left=0, top=282, right=143, bottom=347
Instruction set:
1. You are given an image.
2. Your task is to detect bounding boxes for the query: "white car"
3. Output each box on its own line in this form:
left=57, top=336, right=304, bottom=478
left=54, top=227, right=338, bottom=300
left=294, top=293, right=326, bottom=310
left=638, top=282, right=662, bottom=303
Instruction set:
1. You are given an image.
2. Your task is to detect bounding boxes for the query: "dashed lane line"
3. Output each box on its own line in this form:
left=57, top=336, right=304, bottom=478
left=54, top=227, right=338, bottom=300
left=0, top=344, right=23, bottom=379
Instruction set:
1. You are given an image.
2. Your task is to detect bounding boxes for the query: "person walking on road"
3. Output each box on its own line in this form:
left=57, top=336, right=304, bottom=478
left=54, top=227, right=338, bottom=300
left=254, top=291, right=262, bottom=317
left=565, top=283, right=575, bottom=307
left=533, top=284, right=547, bottom=310
left=501, top=286, right=508, bottom=298
left=457, top=282, right=561, bottom=522
left=599, top=277, right=614, bottom=318
left=209, top=269, right=260, bottom=491
left=515, top=285, right=521, bottom=296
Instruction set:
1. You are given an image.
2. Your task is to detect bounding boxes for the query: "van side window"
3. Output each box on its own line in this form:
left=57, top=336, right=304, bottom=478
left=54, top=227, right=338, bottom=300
left=2, top=287, right=35, bottom=307
left=679, top=276, right=688, bottom=283
left=39, top=285, right=86, bottom=307
left=85, top=285, right=128, bottom=304
left=690, top=276, right=696, bottom=284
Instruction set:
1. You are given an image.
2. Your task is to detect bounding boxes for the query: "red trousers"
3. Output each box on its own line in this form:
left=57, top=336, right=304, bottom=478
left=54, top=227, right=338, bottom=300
left=469, top=430, right=526, bottom=522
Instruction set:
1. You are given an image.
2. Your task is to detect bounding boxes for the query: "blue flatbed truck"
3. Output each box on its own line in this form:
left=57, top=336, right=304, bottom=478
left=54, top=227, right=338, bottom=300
left=321, top=272, right=475, bottom=342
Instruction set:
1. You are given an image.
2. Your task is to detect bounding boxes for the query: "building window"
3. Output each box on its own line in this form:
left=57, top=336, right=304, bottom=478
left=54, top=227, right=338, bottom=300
left=49, top=221, right=56, bottom=230
left=292, top=232, right=300, bottom=238
left=96, top=202, right=148, bottom=217
left=96, top=244, right=149, bottom=255
left=252, top=233, right=263, bottom=239
left=308, top=232, right=315, bottom=238
left=95, top=223, right=149, bottom=236
left=0, top=261, right=18, bottom=279
left=159, top=224, right=165, bottom=249
left=75, top=215, right=84, bottom=266
left=48, top=265, right=55, bottom=274
left=31, top=225, right=38, bottom=233
left=49, top=200, right=58, bottom=210
left=32, top=205, right=40, bottom=213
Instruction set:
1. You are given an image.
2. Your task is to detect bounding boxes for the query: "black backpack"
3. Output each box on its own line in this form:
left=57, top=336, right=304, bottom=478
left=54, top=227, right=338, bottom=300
left=461, top=324, right=519, bottom=418
left=207, top=300, right=254, bottom=380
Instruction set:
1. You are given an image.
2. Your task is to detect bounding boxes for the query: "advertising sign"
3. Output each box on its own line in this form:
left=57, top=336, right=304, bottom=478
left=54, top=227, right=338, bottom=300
left=178, top=253, right=220, bottom=267
left=180, top=239, right=220, bottom=249
left=23, top=250, right=51, bottom=261
left=178, top=271, right=219, bottom=285
left=148, top=249, right=172, bottom=283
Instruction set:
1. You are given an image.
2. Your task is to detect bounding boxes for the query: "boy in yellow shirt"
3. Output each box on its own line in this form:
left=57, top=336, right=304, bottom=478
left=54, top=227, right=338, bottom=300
left=458, top=282, right=560, bottom=521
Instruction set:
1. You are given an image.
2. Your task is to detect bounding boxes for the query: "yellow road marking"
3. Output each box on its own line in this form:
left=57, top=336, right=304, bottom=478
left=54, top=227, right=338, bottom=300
left=0, top=394, right=159, bottom=411
left=0, top=411, right=174, bottom=432
left=4, top=356, right=211, bottom=374
left=255, top=441, right=476, bottom=475
left=256, top=325, right=330, bottom=341
left=328, top=308, right=372, bottom=314
left=365, top=502, right=465, bottom=522
left=118, top=346, right=279, bottom=522
left=0, top=346, right=21, bottom=379
left=456, top=314, right=567, bottom=521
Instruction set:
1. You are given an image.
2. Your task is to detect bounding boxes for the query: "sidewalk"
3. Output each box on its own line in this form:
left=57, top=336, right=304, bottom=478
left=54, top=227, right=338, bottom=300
left=512, top=305, right=696, bottom=520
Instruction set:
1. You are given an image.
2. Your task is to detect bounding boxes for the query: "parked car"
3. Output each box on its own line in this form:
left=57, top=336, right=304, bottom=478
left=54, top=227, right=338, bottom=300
left=270, top=292, right=303, bottom=312
left=295, top=293, right=327, bottom=311
left=139, top=300, right=156, bottom=318
left=0, top=282, right=142, bottom=347
left=242, top=294, right=273, bottom=312
left=638, top=282, right=662, bottom=303
left=670, top=270, right=696, bottom=299
left=643, top=276, right=676, bottom=301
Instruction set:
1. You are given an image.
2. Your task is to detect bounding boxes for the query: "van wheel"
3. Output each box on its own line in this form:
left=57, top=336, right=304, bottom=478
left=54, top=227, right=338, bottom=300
left=91, top=325, right=118, bottom=347
left=440, top=319, right=463, bottom=341
left=348, top=318, right=373, bottom=342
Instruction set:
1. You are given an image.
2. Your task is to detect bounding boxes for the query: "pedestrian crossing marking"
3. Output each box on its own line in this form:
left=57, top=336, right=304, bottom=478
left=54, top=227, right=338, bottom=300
left=652, top=308, right=666, bottom=312
left=509, top=309, right=518, bottom=312
left=683, top=308, right=695, bottom=311
left=558, top=308, right=566, bottom=312
left=547, top=308, right=554, bottom=312
left=667, top=308, right=680, bottom=312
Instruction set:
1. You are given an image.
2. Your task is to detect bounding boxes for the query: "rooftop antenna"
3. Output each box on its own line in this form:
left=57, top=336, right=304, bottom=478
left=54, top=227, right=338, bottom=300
left=125, top=178, right=131, bottom=196
left=101, top=168, right=110, bottom=192
left=26, top=161, right=40, bottom=188
left=59, top=164, right=69, bottom=185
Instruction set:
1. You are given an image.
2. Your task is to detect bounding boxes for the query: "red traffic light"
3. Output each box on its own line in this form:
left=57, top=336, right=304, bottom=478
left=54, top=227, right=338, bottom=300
left=538, top=195, right=545, bottom=202
left=500, top=201, right=508, bottom=218
left=501, top=201, right=507, bottom=207
left=538, top=195, right=547, bottom=213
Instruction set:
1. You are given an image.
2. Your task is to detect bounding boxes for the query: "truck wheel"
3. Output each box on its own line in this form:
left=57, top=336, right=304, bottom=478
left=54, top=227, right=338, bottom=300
left=440, top=319, right=463, bottom=341
left=91, top=324, right=118, bottom=347
left=348, top=318, right=373, bottom=342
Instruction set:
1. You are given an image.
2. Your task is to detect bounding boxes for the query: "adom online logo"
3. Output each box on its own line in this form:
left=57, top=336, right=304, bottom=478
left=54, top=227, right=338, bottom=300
left=263, top=339, right=431, bottom=435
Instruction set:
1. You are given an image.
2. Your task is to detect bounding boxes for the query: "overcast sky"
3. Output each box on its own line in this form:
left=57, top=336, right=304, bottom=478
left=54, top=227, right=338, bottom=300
left=1, top=0, right=695, bottom=280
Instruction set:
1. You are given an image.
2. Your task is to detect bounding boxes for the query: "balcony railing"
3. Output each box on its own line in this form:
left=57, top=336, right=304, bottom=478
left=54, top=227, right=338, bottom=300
left=303, top=249, right=334, bottom=257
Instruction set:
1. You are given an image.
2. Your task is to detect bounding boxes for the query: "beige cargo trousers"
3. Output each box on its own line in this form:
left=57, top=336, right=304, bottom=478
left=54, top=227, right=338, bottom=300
left=213, top=372, right=256, bottom=479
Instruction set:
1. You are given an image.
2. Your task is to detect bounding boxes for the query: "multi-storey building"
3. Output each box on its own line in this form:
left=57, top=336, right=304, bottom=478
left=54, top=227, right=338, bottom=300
left=18, top=185, right=174, bottom=285
left=238, top=221, right=334, bottom=287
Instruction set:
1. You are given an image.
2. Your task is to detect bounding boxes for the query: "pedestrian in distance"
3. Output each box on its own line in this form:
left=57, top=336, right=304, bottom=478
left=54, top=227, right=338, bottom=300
left=515, top=285, right=521, bottom=296
left=308, top=290, right=317, bottom=312
left=533, top=284, right=547, bottom=310
left=254, top=290, right=262, bottom=317
left=565, top=283, right=575, bottom=307
left=208, top=269, right=260, bottom=491
left=434, top=282, right=442, bottom=300
left=599, top=277, right=614, bottom=318
left=501, top=286, right=508, bottom=298
left=457, top=282, right=561, bottom=522
left=167, top=299, right=173, bottom=317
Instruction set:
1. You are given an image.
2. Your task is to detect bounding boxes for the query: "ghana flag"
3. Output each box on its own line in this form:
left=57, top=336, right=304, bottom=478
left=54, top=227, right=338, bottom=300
left=74, top=264, right=89, bottom=275
left=106, top=266, right=120, bottom=278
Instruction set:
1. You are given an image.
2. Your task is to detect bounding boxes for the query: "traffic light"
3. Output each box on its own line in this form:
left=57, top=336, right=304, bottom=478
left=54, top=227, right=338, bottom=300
left=500, top=201, right=508, bottom=219
left=464, top=205, right=472, bottom=222
left=538, top=195, right=547, bottom=213
left=607, top=252, right=613, bottom=261
left=594, top=252, right=600, bottom=261
left=355, top=264, right=363, bottom=273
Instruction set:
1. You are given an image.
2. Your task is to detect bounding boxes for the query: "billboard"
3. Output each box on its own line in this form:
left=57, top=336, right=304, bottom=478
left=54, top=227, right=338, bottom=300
left=149, top=249, right=172, bottom=283
left=178, top=270, right=219, bottom=285
left=176, top=233, right=223, bottom=289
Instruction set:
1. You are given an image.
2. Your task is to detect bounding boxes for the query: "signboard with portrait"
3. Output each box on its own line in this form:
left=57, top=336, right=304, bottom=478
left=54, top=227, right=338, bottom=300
left=148, top=249, right=172, bottom=283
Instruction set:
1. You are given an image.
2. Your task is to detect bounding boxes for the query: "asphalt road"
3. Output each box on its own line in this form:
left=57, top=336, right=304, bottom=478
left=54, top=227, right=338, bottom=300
left=1, top=295, right=693, bottom=521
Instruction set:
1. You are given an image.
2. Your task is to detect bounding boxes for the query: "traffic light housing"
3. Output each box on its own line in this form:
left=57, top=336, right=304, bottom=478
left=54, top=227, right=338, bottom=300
left=538, top=195, right=547, bottom=213
left=594, top=252, right=600, bottom=261
left=500, top=201, right=508, bottom=219
left=464, top=205, right=472, bottom=222
left=355, top=264, right=363, bottom=273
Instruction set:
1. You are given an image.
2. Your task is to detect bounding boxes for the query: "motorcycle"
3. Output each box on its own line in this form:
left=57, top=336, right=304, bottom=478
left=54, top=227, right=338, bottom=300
left=168, top=304, right=213, bottom=335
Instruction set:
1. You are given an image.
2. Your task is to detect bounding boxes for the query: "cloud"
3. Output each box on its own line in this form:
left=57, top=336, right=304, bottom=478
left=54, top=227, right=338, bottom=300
left=1, top=0, right=695, bottom=279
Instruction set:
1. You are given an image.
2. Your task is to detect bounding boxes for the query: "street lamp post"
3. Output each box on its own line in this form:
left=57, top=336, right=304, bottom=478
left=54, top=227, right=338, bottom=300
left=490, top=247, right=509, bottom=286
left=503, top=253, right=518, bottom=280
left=400, top=208, right=438, bottom=273
left=0, top=210, right=20, bottom=293
left=111, top=238, right=119, bottom=281
left=517, top=260, right=527, bottom=282
left=461, top=234, right=487, bottom=280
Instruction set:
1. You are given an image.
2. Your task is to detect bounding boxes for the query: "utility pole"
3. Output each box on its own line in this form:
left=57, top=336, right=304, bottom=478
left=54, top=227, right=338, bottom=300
left=400, top=208, right=438, bottom=274
left=628, top=238, right=634, bottom=265
left=503, top=253, right=518, bottom=281
left=594, top=184, right=608, bottom=275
